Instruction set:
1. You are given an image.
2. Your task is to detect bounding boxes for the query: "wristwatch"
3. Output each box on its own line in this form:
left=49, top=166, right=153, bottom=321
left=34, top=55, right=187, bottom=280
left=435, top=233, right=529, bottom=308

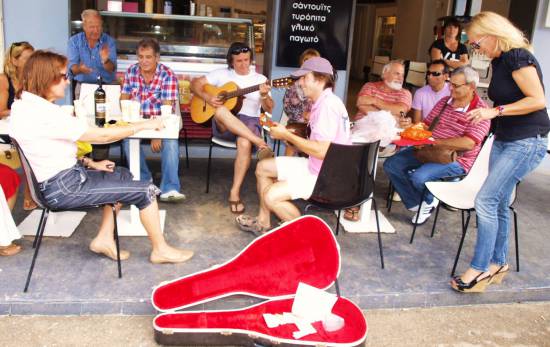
left=496, top=105, right=504, bottom=117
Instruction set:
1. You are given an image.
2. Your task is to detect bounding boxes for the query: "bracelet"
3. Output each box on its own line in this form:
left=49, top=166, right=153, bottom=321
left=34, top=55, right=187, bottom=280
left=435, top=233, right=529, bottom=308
left=496, top=105, right=504, bottom=117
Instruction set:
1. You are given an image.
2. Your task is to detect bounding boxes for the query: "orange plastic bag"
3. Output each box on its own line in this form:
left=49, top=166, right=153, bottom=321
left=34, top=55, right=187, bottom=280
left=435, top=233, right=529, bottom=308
left=401, top=124, right=432, bottom=141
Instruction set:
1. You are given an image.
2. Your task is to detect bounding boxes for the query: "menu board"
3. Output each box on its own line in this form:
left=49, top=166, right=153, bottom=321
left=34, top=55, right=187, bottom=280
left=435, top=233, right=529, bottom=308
left=276, top=0, right=354, bottom=70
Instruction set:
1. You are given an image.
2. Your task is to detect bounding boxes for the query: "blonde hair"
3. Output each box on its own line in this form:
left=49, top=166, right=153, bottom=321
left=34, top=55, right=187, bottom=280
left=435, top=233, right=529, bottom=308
left=467, top=11, right=532, bottom=53
left=299, top=48, right=320, bottom=65
left=3, top=41, right=34, bottom=87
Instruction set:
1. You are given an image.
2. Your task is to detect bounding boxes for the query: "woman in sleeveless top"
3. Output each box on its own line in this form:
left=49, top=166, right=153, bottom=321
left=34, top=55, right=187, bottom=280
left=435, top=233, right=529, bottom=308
left=0, top=42, right=37, bottom=210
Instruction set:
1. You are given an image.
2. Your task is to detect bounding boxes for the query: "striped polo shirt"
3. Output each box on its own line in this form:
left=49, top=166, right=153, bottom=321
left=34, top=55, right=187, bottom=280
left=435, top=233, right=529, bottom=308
left=356, top=81, right=412, bottom=118
left=425, top=95, right=490, bottom=172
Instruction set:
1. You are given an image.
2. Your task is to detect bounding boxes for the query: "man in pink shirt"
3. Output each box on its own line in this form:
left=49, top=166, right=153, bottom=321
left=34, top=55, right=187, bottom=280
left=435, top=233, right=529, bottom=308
left=236, top=57, right=351, bottom=235
left=411, top=59, right=451, bottom=123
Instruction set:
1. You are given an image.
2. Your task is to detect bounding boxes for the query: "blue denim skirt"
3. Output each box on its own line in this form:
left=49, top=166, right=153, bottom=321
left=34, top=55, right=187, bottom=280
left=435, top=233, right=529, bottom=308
left=39, top=163, right=160, bottom=210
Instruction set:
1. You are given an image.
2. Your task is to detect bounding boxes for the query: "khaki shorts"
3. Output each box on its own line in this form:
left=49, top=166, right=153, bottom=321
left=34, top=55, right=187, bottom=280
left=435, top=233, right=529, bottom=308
left=275, top=156, right=318, bottom=200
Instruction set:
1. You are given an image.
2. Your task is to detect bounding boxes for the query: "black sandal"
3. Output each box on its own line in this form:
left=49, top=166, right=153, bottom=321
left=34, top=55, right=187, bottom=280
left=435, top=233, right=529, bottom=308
left=451, top=272, right=491, bottom=293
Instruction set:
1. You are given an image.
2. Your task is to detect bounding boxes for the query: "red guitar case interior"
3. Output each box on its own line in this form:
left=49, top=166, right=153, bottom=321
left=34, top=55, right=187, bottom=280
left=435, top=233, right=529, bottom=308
left=152, top=215, right=367, bottom=346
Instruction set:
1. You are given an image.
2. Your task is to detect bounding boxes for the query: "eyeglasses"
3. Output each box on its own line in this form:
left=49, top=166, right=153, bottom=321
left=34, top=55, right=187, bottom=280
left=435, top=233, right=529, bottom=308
left=426, top=71, right=443, bottom=77
left=59, top=73, right=69, bottom=81
left=450, top=82, right=467, bottom=89
left=230, top=46, right=251, bottom=55
left=469, top=36, right=487, bottom=50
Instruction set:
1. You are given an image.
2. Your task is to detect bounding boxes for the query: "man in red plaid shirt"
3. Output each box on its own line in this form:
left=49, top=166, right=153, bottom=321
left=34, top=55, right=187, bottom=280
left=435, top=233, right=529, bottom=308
left=121, top=38, right=185, bottom=202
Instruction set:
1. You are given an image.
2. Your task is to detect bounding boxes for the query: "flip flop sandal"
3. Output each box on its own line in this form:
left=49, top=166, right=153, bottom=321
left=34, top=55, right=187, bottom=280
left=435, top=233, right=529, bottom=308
left=343, top=207, right=360, bottom=222
left=235, top=215, right=270, bottom=236
left=228, top=200, right=245, bottom=214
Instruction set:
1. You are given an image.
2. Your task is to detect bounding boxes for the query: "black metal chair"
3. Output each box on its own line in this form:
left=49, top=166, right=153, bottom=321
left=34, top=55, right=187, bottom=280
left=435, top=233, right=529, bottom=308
left=306, top=141, right=384, bottom=269
left=12, top=138, right=122, bottom=292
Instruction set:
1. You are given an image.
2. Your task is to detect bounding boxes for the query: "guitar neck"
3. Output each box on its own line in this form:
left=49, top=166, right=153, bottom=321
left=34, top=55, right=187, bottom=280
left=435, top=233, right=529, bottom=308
left=224, top=83, right=262, bottom=99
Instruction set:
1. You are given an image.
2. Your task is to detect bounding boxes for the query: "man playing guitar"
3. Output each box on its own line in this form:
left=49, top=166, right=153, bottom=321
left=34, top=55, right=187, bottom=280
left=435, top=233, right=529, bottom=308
left=190, top=42, right=273, bottom=214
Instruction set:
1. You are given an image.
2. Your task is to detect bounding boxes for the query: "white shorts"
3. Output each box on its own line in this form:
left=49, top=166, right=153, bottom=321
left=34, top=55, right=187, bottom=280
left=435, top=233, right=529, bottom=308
left=275, top=156, right=318, bottom=200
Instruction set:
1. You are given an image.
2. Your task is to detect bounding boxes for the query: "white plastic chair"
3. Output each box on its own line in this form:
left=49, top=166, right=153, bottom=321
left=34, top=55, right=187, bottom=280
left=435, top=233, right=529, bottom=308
left=406, top=61, right=427, bottom=88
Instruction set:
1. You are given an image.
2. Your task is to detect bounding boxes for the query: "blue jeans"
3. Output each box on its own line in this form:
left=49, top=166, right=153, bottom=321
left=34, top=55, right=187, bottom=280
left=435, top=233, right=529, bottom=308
left=40, top=164, right=160, bottom=210
left=122, top=139, right=181, bottom=193
left=471, top=135, right=548, bottom=272
left=383, top=147, right=465, bottom=209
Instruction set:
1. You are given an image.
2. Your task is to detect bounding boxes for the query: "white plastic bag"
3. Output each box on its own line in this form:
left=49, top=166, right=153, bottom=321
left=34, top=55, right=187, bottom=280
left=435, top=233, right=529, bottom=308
left=351, top=110, right=399, bottom=147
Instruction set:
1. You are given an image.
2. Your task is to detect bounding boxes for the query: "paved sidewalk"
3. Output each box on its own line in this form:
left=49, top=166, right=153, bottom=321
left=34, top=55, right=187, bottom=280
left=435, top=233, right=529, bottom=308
left=1, top=302, right=549, bottom=346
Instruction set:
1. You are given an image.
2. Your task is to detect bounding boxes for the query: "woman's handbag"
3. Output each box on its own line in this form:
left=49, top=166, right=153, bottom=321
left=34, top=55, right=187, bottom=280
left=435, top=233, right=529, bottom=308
left=413, top=145, right=457, bottom=164
left=0, top=144, right=21, bottom=169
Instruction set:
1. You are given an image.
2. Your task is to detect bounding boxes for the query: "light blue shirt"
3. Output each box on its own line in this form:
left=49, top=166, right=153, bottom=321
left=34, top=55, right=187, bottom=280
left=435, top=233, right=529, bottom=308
left=68, top=32, right=117, bottom=83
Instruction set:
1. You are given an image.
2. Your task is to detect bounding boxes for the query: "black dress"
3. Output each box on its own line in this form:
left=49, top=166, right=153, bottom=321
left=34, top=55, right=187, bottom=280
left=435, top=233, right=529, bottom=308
left=488, top=48, right=550, bottom=141
left=429, top=39, right=468, bottom=61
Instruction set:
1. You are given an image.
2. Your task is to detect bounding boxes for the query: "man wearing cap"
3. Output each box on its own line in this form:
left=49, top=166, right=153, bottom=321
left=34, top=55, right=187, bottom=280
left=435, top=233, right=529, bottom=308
left=235, top=57, right=351, bottom=235
left=191, top=42, right=272, bottom=215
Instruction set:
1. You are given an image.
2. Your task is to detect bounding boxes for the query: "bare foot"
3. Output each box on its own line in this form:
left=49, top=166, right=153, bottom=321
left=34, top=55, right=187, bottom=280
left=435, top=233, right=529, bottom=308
left=89, top=239, right=130, bottom=261
left=150, top=247, right=194, bottom=264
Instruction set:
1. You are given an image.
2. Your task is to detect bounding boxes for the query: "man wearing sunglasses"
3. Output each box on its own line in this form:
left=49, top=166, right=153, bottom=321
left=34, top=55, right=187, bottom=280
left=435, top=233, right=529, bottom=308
left=411, top=60, right=451, bottom=124
left=191, top=42, right=272, bottom=215
left=68, top=9, right=117, bottom=96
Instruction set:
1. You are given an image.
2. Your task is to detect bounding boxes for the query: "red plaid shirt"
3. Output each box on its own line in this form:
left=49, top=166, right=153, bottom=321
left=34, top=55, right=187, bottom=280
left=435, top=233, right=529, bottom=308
left=121, top=63, right=178, bottom=118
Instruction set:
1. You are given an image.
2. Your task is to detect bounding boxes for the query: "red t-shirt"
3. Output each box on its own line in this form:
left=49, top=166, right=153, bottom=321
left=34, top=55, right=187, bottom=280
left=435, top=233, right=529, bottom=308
left=356, top=81, right=412, bottom=118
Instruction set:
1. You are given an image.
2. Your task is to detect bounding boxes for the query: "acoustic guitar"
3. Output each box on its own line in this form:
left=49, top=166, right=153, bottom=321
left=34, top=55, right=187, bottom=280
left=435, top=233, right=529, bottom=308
left=190, top=77, right=294, bottom=124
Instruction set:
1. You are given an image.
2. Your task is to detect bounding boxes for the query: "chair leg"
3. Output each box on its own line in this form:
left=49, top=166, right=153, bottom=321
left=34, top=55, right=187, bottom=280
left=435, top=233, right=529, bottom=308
left=334, top=278, right=341, bottom=297
left=183, top=134, right=190, bottom=169
left=111, top=205, right=122, bottom=279
left=119, top=142, right=126, bottom=167
left=430, top=203, right=441, bottom=238
left=511, top=207, right=519, bottom=272
left=24, top=209, right=49, bottom=292
left=451, top=210, right=471, bottom=277
left=335, top=209, right=341, bottom=236
left=372, top=198, right=385, bottom=269
left=206, top=141, right=214, bottom=193
left=386, top=182, right=394, bottom=212
left=410, top=189, right=427, bottom=244
left=32, top=209, right=47, bottom=249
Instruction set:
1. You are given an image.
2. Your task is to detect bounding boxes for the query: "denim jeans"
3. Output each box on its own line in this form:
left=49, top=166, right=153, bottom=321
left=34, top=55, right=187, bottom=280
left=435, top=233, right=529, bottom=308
left=122, top=138, right=181, bottom=193
left=39, top=164, right=160, bottom=210
left=471, top=135, right=548, bottom=272
left=383, top=147, right=465, bottom=209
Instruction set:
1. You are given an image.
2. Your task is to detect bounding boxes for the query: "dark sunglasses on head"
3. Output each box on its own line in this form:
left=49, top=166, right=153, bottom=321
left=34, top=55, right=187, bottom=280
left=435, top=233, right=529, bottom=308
left=10, top=41, right=30, bottom=53
left=426, top=71, right=443, bottom=77
left=230, top=46, right=251, bottom=55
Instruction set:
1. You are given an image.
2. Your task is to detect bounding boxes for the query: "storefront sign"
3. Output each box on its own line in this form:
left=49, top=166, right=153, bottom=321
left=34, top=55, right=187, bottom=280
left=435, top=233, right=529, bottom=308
left=277, top=0, right=354, bottom=70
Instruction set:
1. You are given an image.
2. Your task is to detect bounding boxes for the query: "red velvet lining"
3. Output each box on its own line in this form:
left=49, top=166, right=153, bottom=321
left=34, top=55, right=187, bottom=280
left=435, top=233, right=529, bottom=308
left=154, top=297, right=366, bottom=344
left=152, top=216, right=340, bottom=311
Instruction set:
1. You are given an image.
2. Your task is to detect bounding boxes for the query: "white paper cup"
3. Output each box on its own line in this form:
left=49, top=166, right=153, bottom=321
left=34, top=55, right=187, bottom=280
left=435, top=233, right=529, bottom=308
left=161, top=104, right=172, bottom=117
left=130, top=101, right=141, bottom=122
left=60, top=105, right=74, bottom=116
left=120, top=100, right=132, bottom=122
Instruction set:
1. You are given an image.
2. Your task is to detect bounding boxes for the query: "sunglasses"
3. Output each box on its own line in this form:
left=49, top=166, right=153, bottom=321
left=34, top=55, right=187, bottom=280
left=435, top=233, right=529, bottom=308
left=10, top=41, right=30, bottom=54
left=450, top=82, right=467, bottom=89
left=426, top=71, right=443, bottom=77
left=469, top=36, right=487, bottom=50
left=59, top=73, right=69, bottom=81
left=230, top=46, right=251, bottom=55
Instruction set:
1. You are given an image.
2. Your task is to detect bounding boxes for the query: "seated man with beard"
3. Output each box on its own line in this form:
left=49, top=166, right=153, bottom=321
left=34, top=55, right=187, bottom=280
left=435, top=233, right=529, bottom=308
left=355, top=60, right=412, bottom=127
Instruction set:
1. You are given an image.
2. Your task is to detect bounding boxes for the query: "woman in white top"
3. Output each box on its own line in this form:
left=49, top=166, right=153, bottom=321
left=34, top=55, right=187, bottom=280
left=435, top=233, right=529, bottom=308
left=10, top=50, right=193, bottom=264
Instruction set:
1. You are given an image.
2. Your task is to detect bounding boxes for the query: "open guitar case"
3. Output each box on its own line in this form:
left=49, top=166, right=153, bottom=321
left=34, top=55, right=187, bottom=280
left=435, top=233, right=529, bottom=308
left=152, top=215, right=367, bottom=346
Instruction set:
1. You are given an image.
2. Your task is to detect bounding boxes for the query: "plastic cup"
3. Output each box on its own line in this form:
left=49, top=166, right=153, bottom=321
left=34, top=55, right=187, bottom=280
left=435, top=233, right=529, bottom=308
left=130, top=101, right=141, bottom=122
left=161, top=104, right=172, bottom=117
left=120, top=100, right=132, bottom=122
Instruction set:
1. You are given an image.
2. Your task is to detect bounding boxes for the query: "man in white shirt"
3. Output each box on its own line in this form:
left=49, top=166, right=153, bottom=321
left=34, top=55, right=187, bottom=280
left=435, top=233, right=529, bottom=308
left=411, top=60, right=451, bottom=123
left=191, top=42, right=272, bottom=214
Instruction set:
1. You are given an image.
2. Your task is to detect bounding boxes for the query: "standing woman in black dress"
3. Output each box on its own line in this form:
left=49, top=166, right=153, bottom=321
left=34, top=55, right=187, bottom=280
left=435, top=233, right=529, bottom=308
left=430, top=18, right=469, bottom=69
left=451, top=11, right=549, bottom=292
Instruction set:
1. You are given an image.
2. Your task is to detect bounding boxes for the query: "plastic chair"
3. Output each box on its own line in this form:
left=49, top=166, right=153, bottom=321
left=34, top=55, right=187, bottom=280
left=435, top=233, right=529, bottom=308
left=419, top=135, right=521, bottom=275
left=306, top=141, right=384, bottom=269
left=370, top=56, right=390, bottom=81
left=12, top=138, right=122, bottom=292
left=405, top=61, right=427, bottom=88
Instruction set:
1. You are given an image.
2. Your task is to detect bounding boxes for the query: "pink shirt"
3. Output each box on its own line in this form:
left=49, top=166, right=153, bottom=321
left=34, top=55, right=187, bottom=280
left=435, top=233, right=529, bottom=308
left=356, top=81, right=412, bottom=118
left=308, top=88, right=351, bottom=175
left=411, top=83, right=451, bottom=120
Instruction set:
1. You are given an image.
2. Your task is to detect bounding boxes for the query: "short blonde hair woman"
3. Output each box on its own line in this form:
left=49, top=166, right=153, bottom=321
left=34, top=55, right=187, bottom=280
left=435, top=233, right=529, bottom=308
left=0, top=41, right=34, bottom=119
left=450, top=12, right=549, bottom=293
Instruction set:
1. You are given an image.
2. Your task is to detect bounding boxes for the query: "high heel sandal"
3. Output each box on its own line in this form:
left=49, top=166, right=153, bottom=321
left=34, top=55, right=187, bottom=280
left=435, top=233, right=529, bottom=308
left=451, top=272, right=491, bottom=293
left=490, top=265, right=509, bottom=285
